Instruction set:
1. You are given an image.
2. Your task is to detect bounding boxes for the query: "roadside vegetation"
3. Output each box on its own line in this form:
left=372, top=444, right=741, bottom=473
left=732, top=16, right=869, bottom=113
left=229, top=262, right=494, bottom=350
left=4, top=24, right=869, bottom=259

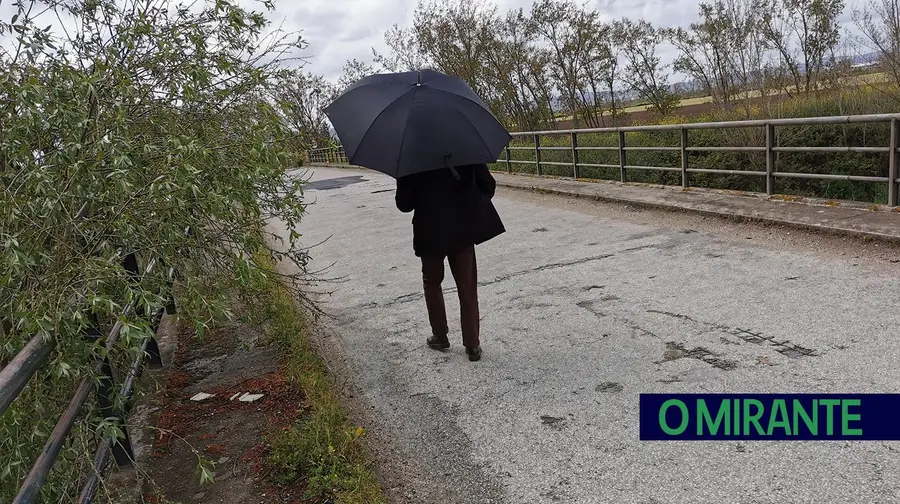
left=0, top=0, right=382, bottom=502
left=251, top=253, right=385, bottom=504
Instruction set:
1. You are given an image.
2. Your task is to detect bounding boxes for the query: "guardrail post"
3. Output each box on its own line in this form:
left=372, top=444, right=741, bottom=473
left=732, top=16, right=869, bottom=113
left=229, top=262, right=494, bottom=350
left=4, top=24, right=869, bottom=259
left=618, top=130, right=627, bottom=182
left=97, top=357, right=136, bottom=468
left=890, top=118, right=898, bottom=207
left=505, top=146, right=511, bottom=173
left=146, top=337, right=163, bottom=369
left=534, top=134, right=542, bottom=177
left=765, top=123, right=775, bottom=195
left=123, top=253, right=140, bottom=283
left=106, top=253, right=142, bottom=467
left=146, top=299, right=166, bottom=368
left=680, top=128, right=689, bottom=188
left=571, top=132, right=580, bottom=179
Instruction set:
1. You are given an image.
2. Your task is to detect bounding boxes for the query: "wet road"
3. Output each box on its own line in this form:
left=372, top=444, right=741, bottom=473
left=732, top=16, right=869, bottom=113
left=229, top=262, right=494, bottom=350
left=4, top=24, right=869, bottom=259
left=269, top=166, right=900, bottom=504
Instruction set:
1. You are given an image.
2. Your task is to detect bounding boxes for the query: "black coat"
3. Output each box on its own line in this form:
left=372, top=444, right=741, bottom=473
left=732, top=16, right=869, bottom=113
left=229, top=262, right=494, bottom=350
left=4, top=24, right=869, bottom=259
left=395, top=164, right=505, bottom=258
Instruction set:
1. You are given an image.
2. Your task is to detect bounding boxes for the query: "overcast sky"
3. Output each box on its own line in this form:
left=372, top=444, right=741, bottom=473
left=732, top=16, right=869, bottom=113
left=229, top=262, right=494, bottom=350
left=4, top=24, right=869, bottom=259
left=269, top=0, right=861, bottom=81
left=279, top=0, right=703, bottom=79
left=0, top=0, right=862, bottom=81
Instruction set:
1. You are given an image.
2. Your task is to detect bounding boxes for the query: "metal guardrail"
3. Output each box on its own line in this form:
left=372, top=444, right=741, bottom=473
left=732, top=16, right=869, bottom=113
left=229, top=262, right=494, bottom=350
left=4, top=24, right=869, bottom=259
left=0, top=222, right=181, bottom=503
left=503, top=113, right=900, bottom=207
left=309, top=146, right=349, bottom=165
left=305, top=114, right=900, bottom=206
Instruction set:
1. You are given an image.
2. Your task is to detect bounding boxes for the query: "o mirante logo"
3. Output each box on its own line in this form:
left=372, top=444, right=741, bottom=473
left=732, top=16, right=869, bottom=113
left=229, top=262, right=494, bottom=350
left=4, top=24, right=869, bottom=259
left=640, top=394, right=899, bottom=441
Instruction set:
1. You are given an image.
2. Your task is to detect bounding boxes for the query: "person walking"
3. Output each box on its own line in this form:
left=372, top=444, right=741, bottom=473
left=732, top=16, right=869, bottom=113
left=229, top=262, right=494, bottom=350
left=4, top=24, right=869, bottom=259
left=395, top=163, right=505, bottom=361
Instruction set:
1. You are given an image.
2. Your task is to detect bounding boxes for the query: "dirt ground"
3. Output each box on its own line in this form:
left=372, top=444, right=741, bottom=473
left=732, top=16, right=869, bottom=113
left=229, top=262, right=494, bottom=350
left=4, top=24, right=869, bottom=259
left=103, top=317, right=310, bottom=504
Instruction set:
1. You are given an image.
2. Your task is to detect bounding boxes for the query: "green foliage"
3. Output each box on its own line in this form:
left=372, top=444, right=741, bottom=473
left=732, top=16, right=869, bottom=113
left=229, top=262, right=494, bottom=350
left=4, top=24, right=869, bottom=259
left=251, top=253, right=385, bottom=504
left=0, top=0, right=311, bottom=501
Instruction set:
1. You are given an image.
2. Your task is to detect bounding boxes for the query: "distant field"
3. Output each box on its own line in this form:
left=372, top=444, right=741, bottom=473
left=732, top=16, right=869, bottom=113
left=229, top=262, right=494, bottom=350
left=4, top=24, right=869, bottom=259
left=548, top=71, right=892, bottom=128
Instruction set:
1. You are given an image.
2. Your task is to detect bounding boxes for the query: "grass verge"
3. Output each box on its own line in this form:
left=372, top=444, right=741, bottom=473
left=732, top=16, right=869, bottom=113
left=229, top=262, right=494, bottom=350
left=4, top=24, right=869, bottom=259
left=251, top=252, right=385, bottom=504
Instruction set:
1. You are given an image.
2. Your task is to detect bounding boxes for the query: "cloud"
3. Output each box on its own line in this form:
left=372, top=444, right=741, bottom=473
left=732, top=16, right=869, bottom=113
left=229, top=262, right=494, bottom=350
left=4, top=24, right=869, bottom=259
left=248, top=0, right=416, bottom=79
left=280, top=0, right=708, bottom=79
left=595, top=0, right=696, bottom=27
left=0, top=0, right=867, bottom=82
left=340, top=25, right=375, bottom=43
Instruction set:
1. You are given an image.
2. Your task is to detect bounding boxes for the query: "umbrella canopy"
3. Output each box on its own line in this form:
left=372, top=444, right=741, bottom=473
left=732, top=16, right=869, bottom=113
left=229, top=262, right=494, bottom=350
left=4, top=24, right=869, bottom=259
left=323, top=69, right=511, bottom=178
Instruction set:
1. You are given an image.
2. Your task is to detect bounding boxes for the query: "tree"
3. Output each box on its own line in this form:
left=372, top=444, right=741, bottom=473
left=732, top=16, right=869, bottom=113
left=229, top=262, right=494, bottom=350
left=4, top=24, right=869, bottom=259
left=668, top=0, right=768, bottom=115
left=573, top=15, right=614, bottom=127
left=529, top=0, right=603, bottom=127
left=854, top=0, right=900, bottom=102
left=480, top=9, right=534, bottom=129
left=725, top=0, right=770, bottom=113
left=481, top=8, right=558, bottom=130
left=273, top=70, right=335, bottom=150
left=668, top=2, right=737, bottom=108
left=336, top=58, right=374, bottom=93
left=413, top=0, right=498, bottom=99
left=619, top=18, right=679, bottom=115
left=0, top=1, right=310, bottom=499
left=601, top=22, right=626, bottom=125
left=760, top=0, right=844, bottom=96
left=372, top=24, right=430, bottom=72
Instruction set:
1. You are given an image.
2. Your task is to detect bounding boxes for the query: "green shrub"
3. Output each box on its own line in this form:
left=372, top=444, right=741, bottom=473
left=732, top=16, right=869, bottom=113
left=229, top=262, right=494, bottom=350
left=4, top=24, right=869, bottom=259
left=0, top=1, right=309, bottom=500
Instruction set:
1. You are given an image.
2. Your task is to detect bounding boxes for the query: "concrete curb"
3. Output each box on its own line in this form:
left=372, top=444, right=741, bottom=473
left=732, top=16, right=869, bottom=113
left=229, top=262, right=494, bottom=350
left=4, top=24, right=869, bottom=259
left=496, top=176, right=900, bottom=245
left=303, top=163, right=363, bottom=171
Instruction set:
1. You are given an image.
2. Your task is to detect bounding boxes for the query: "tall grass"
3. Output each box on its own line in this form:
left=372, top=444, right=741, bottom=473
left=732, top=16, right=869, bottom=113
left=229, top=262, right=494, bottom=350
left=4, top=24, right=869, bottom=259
left=249, top=251, right=386, bottom=504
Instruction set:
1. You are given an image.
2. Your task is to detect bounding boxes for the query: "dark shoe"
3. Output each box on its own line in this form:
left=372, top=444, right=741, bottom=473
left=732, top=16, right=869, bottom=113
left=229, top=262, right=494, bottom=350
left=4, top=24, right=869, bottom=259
left=466, top=346, right=481, bottom=362
left=427, top=335, right=450, bottom=350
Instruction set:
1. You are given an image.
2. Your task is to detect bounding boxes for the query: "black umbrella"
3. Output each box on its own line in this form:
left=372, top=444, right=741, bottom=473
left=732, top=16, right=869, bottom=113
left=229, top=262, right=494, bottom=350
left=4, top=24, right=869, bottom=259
left=323, top=69, right=511, bottom=178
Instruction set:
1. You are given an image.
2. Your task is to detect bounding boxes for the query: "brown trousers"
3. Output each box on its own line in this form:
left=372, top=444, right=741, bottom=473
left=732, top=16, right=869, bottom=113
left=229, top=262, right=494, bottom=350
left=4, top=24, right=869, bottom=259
left=421, top=245, right=480, bottom=348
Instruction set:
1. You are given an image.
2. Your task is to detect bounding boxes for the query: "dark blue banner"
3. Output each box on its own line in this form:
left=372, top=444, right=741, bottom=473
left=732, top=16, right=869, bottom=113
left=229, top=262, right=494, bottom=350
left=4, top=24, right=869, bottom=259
left=640, top=394, right=900, bottom=440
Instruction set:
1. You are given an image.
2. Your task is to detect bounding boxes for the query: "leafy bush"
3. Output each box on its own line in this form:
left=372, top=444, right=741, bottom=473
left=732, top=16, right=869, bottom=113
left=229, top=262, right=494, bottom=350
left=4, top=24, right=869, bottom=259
left=0, top=1, right=312, bottom=500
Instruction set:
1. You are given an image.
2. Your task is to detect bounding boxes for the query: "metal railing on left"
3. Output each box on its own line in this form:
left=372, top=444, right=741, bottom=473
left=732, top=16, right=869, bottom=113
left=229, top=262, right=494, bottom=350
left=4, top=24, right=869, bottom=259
left=0, top=208, right=182, bottom=504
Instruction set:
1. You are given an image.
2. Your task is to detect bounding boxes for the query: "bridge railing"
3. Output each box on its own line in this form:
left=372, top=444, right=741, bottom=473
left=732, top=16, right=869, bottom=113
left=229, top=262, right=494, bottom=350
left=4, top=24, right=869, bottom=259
left=0, top=210, right=182, bottom=503
left=308, top=113, right=900, bottom=207
left=309, top=146, right=349, bottom=165
left=505, top=113, right=900, bottom=207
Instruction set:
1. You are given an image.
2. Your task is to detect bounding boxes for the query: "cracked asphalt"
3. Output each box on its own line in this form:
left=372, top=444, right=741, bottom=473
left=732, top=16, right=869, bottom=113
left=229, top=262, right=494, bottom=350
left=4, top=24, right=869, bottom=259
left=269, top=167, right=900, bottom=504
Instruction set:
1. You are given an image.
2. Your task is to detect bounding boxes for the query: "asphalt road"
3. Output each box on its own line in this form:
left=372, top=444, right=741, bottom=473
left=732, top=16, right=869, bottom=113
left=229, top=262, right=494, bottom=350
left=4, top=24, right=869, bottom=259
left=269, top=166, right=900, bottom=504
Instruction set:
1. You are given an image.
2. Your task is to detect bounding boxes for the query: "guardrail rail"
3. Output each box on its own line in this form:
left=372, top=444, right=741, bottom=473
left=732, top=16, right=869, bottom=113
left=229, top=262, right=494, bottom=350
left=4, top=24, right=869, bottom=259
left=307, top=113, right=900, bottom=207
left=501, top=113, right=900, bottom=207
left=0, top=221, right=181, bottom=503
left=309, top=146, right=349, bottom=165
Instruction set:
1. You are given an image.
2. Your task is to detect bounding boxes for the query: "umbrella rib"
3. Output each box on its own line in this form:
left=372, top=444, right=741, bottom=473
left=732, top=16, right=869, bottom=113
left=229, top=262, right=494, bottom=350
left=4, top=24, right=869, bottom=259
left=396, top=106, right=413, bottom=176
left=433, top=88, right=511, bottom=160
left=456, top=107, right=493, bottom=165
left=441, top=93, right=502, bottom=162
left=349, top=86, right=417, bottom=165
